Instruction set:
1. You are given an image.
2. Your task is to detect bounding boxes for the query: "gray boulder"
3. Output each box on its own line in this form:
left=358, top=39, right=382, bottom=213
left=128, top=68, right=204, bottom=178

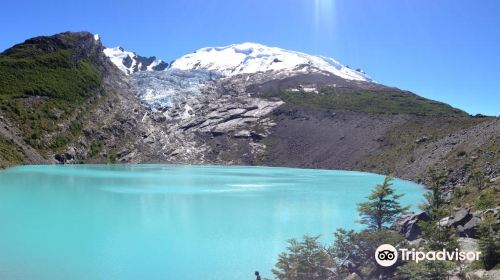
left=441, top=207, right=500, bottom=239
left=481, top=206, right=500, bottom=217
left=451, top=208, right=473, bottom=227
left=415, top=136, right=431, bottom=144
left=397, top=212, right=431, bottom=241
left=233, top=130, right=252, bottom=138
left=457, top=216, right=480, bottom=238
left=54, top=147, right=77, bottom=164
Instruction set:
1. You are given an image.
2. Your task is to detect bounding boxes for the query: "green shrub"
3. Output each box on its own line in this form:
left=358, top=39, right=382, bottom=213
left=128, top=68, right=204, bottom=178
left=457, top=150, right=467, bottom=157
left=476, top=188, right=498, bottom=210
left=89, top=142, right=103, bottom=157
left=0, top=135, right=24, bottom=166
left=50, top=136, right=70, bottom=149
left=273, top=236, right=334, bottom=280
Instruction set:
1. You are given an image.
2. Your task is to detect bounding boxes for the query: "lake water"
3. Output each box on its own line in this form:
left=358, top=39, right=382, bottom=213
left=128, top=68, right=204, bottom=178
left=0, top=164, right=424, bottom=280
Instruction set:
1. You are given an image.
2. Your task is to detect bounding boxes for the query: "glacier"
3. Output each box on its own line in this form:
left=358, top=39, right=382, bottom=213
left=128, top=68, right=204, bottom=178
left=130, top=69, right=220, bottom=109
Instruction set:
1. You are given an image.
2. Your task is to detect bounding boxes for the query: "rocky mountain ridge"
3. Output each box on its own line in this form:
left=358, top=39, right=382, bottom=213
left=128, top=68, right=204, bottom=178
left=103, top=46, right=168, bottom=75
left=0, top=32, right=498, bottom=190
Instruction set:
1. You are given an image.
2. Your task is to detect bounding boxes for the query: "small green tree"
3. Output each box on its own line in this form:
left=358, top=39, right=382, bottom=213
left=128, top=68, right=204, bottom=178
left=420, top=168, right=447, bottom=219
left=399, top=169, right=460, bottom=278
left=272, top=236, right=334, bottom=280
left=357, top=176, right=409, bottom=230
left=416, top=168, right=459, bottom=251
left=477, top=214, right=500, bottom=270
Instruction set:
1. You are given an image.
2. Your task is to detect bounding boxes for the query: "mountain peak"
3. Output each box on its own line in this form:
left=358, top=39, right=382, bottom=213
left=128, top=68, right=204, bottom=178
left=103, top=46, right=168, bottom=75
left=170, top=42, right=372, bottom=81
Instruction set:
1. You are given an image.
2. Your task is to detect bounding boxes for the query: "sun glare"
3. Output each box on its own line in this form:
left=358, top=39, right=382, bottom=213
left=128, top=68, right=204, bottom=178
left=314, top=0, right=336, bottom=27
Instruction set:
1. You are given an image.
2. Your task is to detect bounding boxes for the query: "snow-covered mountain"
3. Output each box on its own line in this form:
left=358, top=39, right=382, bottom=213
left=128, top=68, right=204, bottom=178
left=103, top=42, right=375, bottom=109
left=104, top=42, right=371, bottom=81
left=170, top=42, right=371, bottom=81
left=103, top=47, right=168, bottom=75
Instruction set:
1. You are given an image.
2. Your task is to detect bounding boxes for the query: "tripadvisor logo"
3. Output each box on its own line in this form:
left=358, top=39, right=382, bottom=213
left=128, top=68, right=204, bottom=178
left=375, top=244, right=398, bottom=267
left=375, top=244, right=482, bottom=267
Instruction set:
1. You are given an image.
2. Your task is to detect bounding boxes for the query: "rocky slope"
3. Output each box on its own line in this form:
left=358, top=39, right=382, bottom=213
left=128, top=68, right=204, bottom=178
left=0, top=32, right=163, bottom=167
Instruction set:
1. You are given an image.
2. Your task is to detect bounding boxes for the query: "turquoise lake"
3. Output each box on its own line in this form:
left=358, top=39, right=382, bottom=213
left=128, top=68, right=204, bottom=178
left=0, top=164, right=424, bottom=279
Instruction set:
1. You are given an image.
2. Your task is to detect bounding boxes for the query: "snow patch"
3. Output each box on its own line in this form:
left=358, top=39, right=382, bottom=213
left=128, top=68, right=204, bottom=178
left=103, top=47, right=137, bottom=75
left=181, top=104, right=194, bottom=119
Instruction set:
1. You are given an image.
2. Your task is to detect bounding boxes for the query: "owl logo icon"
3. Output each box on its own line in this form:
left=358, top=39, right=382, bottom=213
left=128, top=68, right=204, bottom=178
left=375, top=244, right=398, bottom=267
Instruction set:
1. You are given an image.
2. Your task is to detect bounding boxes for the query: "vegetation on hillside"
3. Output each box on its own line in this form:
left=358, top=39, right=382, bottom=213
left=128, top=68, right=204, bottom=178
left=399, top=171, right=460, bottom=279
left=477, top=215, right=500, bottom=270
left=276, top=87, right=468, bottom=117
left=445, top=140, right=500, bottom=212
left=360, top=116, right=493, bottom=182
left=0, top=135, right=24, bottom=168
left=0, top=34, right=103, bottom=165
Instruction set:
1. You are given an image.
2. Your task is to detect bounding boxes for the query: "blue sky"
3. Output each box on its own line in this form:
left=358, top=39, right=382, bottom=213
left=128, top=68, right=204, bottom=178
left=1, top=0, right=499, bottom=115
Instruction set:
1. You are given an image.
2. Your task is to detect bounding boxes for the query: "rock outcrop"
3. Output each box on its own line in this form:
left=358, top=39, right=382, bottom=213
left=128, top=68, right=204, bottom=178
left=396, top=212, right=431, bottom=241
left=438, top=207, right=500, bottom=238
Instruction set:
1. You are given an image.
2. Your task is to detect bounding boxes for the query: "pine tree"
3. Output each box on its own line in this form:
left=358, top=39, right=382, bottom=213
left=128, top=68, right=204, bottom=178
left=357, top=176, right=409, bottom=230
left=420, top=168, right=446, bottom=219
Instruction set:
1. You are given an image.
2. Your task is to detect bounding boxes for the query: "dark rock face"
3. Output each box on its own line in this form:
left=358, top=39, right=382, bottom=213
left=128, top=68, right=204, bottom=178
left=151, top=61, right=168, bottom=71
left=438, top=208, right=476, bottom=237
left=415, top=136, right=431, bottom=144
left=122, top=55, right=133, bottom=68
left=4, top=32, right=96, bottom=56
left=54, top=147, right=76, bottom=164
left=438, top=207, right=500, bottom=239
left=457, top=216, right=480, bottom=238
left=396, top=212, right=431, bottom=241
left=135, top=55, right=168, bottom=71
left=121, top=54, right=168, bottom=73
